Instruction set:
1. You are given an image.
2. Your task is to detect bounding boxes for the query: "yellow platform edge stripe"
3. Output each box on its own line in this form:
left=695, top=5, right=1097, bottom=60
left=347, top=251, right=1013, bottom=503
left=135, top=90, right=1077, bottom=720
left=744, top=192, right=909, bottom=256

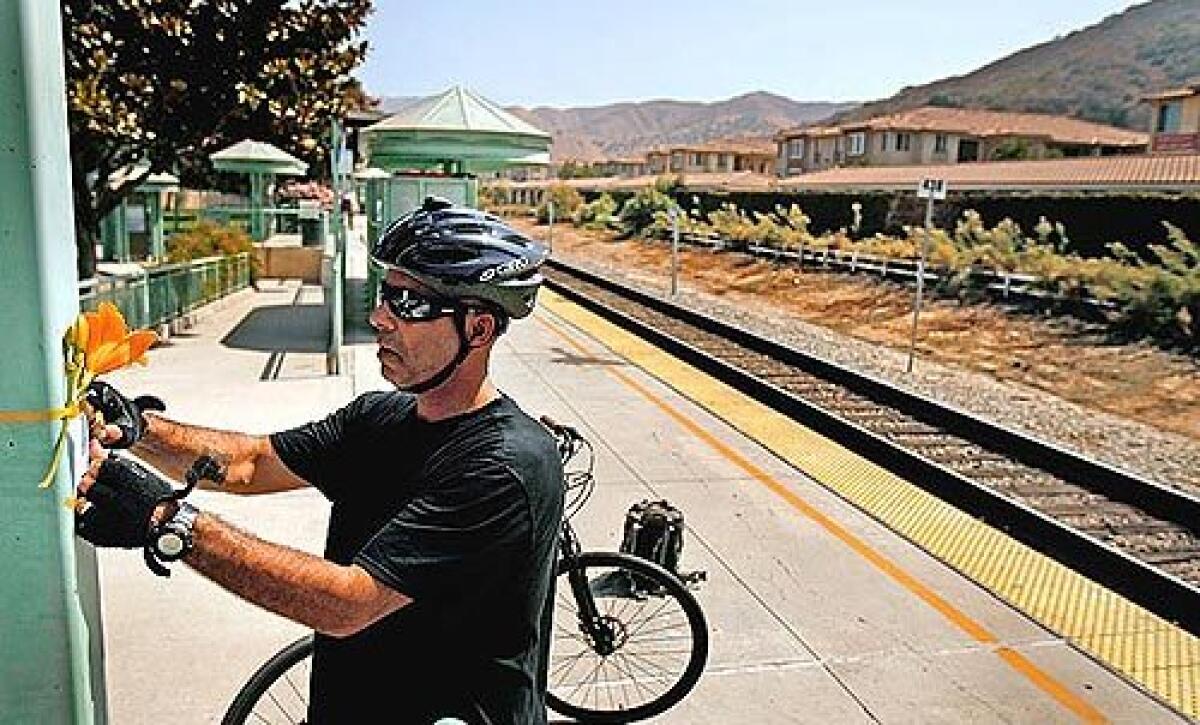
left=538, top=289, right=1199, bottom=719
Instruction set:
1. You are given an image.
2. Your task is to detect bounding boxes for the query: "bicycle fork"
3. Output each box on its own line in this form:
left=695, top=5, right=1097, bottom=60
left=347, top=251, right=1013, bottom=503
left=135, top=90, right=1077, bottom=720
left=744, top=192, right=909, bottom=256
left=560, top=523, right=621, bottom=656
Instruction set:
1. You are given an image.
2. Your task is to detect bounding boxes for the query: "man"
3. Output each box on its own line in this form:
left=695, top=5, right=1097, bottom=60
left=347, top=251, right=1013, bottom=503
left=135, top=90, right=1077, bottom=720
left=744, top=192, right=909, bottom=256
left=75, top=197, right=564, bottom=724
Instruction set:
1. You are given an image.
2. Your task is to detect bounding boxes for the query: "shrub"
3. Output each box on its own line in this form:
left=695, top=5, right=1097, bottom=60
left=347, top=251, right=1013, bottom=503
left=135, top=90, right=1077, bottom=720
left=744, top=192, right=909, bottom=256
left=1110, top=224, right=1200, bottom=348
left=574, top=193, right=619, bottom=230
left=165, top=220, right=261, bottom=280
left=166, top=220, right=254, bottom=262
left=536, top=184, right=584, bottom=224
left=618, top=186, right=679, bottom=236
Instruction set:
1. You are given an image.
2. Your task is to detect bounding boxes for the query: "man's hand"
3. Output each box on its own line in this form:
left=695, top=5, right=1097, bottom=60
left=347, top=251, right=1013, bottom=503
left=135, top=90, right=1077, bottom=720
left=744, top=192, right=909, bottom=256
left=85, top=380, right=165, bottom=448
left=75, top=445, right=175, bottom=549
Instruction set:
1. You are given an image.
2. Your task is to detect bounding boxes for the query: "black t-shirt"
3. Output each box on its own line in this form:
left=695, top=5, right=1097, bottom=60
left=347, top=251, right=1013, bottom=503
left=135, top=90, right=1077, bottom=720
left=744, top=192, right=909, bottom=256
left=269, top=391, right=563, bottom=725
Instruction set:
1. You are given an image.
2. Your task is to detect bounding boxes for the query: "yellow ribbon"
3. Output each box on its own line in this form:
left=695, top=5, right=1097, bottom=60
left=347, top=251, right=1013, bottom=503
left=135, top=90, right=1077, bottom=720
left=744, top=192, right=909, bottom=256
left=0, top=404, right=80, bottom=423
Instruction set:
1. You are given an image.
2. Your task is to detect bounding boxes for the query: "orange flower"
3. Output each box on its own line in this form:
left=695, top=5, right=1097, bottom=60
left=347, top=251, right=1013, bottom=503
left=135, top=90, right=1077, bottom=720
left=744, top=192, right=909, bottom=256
left=40, top=302, right=157, bottom=489
left=82, top=302, right=157, bottom=374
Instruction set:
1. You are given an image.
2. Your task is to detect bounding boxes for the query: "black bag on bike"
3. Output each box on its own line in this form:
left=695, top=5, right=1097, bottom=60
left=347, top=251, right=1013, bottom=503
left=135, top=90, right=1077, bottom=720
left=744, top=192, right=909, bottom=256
left=620, top=499, right=686, bottom=576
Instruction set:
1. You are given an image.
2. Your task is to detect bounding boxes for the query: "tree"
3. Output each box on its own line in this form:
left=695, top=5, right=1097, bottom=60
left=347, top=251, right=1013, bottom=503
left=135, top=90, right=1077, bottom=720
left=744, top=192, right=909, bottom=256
left=62, top=0, right=374, bottom=278
left=990, top=139, right=1034, bottom=161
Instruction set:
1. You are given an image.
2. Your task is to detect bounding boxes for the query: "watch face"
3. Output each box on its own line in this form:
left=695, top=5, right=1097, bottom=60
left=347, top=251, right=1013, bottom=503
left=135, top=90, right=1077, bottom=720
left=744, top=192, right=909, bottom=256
left=158, top=532, right=186, bottom=558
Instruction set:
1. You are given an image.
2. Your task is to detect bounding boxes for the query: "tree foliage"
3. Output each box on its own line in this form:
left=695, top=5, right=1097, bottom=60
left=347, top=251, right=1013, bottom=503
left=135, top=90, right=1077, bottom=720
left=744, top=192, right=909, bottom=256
left=62, top=0, right=373, bottom=276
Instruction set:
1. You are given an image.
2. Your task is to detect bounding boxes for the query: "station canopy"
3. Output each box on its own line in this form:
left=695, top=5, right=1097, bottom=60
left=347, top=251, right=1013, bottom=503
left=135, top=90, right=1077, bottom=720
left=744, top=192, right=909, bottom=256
left=210, top=139, right=308, bottom=176
left=362, top=86, right=551, bottom=174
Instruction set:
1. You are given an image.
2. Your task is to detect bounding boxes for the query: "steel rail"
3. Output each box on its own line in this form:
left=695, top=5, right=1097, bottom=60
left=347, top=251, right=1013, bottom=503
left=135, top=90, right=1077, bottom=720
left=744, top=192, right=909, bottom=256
left=543, top=257, right=1200, bottom=635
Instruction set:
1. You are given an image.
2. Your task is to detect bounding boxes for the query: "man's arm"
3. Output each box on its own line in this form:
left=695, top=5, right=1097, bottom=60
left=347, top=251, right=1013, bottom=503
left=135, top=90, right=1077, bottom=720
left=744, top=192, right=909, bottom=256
left=131, top=415, right=308, bottom=495
left=184, top=512, right=412, bottom=637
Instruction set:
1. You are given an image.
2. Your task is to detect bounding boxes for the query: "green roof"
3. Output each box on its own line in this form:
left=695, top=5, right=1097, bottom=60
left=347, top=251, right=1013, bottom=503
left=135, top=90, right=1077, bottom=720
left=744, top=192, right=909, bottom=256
left=362, top=87, right=551, bottom=173
left=210, top=140, right=308, bottom=175
left=367, top=86, right=549, bottom=139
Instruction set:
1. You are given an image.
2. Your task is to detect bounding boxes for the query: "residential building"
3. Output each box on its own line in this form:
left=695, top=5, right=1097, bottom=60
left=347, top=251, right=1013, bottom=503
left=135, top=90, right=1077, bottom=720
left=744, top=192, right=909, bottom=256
left=1144, top=83, right=1200, bottom=155
left=775, top=106, right=1147, bottom=176
left=594, top=157, right=648, bottom=177
left=645, top=138, right=775, bottom=176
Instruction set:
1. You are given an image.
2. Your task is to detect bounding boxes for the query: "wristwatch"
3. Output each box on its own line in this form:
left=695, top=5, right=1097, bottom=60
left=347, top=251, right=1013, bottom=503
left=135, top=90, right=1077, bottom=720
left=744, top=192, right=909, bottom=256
left=151, top=501, right=199, bottom=562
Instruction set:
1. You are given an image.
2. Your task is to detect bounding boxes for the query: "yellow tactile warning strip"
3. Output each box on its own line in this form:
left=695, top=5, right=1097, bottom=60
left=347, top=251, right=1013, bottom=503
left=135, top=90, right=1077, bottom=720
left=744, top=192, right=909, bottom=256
left=537, top=289, right=1199, bottom=720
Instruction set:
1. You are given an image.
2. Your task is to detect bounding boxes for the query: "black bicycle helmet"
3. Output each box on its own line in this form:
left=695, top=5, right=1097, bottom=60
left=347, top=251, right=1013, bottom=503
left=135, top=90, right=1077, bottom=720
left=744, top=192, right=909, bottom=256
left=371, top=196, right=547, bottom=319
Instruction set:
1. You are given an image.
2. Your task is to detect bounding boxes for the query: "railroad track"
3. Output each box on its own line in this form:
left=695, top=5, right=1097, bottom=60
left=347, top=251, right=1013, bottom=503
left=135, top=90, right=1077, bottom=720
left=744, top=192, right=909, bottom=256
left=543, top=258, right=1200, bottom=635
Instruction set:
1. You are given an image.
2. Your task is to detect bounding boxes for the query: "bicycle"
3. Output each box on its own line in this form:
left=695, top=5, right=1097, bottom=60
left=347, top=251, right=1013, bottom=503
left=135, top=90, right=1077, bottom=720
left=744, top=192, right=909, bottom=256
left=222, top=417, right=709, bottom=724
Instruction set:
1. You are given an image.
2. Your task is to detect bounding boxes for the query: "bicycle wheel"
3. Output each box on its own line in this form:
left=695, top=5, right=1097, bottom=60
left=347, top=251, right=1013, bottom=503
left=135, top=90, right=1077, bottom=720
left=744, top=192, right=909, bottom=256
left=548, top=551, right=708, bottom=723
left=222, top=634, right=314, bottom=725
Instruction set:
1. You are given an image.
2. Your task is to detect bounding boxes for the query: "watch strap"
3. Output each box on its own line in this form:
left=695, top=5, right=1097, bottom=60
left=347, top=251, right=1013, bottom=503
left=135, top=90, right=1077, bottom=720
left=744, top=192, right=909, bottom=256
left=151, top=501, right=199, bottom=563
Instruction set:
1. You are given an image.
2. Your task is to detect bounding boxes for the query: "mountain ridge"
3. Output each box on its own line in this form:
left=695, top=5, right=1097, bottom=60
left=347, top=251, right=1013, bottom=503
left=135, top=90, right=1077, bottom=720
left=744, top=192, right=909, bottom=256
left=377, top=92, right=855, bottom=161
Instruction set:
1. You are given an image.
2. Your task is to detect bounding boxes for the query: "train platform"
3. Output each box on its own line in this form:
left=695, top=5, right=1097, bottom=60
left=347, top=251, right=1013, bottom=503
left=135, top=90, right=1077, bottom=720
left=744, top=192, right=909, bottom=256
left=92, top=233, right=1191, bottom=723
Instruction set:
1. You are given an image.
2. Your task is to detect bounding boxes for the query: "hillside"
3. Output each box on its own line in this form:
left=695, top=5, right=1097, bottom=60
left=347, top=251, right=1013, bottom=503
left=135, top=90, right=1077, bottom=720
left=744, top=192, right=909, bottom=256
left=509, top=93, right=856, bottom=161
left=377, top=92, right=855, bottom=162
left=835, top=0, right=1200, bottom=130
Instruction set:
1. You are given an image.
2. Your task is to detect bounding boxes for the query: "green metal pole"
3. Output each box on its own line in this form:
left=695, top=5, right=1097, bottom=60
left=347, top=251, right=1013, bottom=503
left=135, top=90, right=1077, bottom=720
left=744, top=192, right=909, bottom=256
left=249, top=172, right=265, bottom=241
left=327, top=120, right=344, bottom=375
left=116, top=199, right=131, bottom=263
left=0, top=1, right=108, bottom=722
left=147, top=191, right=164, bottom=261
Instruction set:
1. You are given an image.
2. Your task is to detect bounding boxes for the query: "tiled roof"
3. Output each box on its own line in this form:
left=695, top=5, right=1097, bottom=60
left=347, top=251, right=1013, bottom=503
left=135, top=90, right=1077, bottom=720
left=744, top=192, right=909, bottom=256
left=684, top=137, right=777, bottom=156
left=776, top=154, right=1200, bottom=192
left=780, top=106, right=1147, bottom=147
left=510, top=155, right=1200, bottom=193
left=1143, top=83, right=1200, bottom=101
left=773, top=125, right=841, bottom=141
left=510, top=171, right=774, bottom=192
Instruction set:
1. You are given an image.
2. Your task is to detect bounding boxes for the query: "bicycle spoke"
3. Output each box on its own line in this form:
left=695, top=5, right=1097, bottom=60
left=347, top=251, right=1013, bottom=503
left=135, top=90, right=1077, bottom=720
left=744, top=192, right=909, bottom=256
left=604, top=649, right=664, bottom=694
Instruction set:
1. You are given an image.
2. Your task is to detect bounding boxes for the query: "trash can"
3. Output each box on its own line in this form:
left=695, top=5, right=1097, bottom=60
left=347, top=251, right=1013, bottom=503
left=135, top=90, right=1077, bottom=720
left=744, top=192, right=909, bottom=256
left=299, top=202, right=325, bottom=246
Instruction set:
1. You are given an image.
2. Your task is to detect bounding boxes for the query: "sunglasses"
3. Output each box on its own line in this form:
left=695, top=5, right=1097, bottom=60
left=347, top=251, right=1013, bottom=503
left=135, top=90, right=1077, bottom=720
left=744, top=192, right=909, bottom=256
left=377, top=282, right=459, bottom=321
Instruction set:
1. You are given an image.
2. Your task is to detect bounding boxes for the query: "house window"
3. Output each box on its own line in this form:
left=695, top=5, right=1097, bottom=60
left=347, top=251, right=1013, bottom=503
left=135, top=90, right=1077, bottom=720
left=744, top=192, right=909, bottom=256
left=880, top=133, right=888, bottom=152
left=847, top=132, right=866, bottom=156
left=896, top=133, right=912, bottom=152
left=1156, top=102, right=1182, bottom=133
left=934, top=134, right=948, bottom=153
left=691, top=153, right=703, bottom=167
left=787, top=138, right=805, bottom=159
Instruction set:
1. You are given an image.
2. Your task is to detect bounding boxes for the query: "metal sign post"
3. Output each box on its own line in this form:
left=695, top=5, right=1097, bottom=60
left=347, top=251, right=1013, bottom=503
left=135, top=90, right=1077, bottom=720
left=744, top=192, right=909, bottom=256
left=907, top=178, right=947, bottom=374
left=547, top=200, right=555, bottom=252
left=669, top=207, right=680, bottom=297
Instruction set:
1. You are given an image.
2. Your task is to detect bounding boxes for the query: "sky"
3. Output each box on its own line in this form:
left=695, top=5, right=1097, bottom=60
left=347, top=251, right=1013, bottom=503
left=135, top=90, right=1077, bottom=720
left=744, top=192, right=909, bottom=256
left=355, top=0, right=1147, bottom=108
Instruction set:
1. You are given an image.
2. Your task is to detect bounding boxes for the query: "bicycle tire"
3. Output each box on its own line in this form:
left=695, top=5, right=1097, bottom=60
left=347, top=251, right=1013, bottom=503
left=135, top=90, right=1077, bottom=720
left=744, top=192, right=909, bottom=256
left=221, top=634, right=315, bottom=725
left=548, top=551, right=708, bottom=723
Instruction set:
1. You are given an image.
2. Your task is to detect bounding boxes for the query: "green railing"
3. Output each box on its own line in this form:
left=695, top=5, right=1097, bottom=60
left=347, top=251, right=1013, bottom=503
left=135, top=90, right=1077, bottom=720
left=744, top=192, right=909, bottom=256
left=79, top=254, right=252, bottom=328
left=163, top=206, right=313, bottom=235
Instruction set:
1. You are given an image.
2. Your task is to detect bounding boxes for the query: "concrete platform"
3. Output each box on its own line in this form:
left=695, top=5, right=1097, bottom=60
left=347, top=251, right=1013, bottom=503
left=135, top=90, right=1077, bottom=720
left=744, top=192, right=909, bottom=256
left=92, top=240, right=1187, bottom=723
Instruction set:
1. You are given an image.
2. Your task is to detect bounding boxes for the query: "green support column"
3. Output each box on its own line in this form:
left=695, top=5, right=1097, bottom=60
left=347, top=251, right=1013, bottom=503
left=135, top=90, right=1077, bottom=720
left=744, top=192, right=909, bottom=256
left=147, top=192, right=164, bottom=260
left=249, top=171, right=266, bottom=241
left=115, top=200, right=131, bottom=262
left=0, top=1, right=108, bottom=723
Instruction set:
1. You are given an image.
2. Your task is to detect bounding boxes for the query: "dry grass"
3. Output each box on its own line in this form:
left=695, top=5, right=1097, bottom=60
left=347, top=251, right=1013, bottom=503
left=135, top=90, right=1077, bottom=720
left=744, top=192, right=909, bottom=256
left=521, top=219, right=1200, bottom=441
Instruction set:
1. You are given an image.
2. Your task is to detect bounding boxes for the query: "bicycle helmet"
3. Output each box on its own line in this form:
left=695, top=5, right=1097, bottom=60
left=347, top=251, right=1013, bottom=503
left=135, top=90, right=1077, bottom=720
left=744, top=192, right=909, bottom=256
left=371, top=196, right=548, bottom=319
left=370, top=196, right=548, bottom=394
